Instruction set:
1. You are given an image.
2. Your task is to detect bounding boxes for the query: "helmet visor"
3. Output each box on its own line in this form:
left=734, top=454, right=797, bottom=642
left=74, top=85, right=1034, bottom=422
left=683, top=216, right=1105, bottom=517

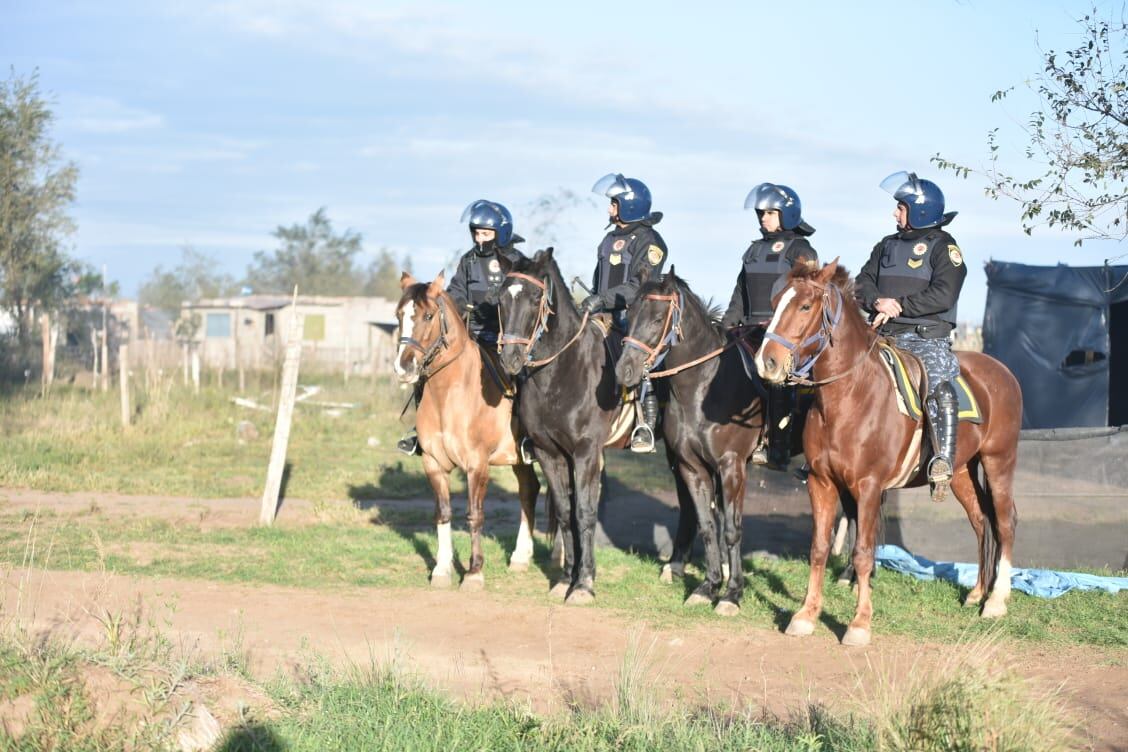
left=880, top=171, right=925, bottom=203
left=460, top=200, right=497, bottom=228
left=592, top=173, right=630, bottom=198
left=743, top=183, right=788, bottom=211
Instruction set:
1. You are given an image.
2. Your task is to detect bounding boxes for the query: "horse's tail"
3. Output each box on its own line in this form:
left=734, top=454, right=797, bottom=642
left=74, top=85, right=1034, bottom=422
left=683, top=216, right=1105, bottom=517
left=970, top=457, right=1000, bottom=588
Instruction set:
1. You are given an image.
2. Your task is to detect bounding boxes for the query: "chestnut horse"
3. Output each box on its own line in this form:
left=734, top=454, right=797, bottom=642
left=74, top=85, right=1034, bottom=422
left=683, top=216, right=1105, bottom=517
left=756, top=261, right=1021, bottom=646
left=394, top=272, right=541, bottom=590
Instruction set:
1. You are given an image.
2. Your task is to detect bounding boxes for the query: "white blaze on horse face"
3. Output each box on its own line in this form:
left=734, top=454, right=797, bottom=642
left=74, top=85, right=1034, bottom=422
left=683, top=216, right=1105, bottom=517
left=394, top=300, right=415, bottom=377
left=507, top=283, right=522, bottom=299
left=755, top=287, right=797, bottom=376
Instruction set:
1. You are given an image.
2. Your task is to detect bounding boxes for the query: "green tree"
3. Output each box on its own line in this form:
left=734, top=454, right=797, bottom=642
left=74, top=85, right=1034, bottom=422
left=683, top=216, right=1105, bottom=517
left=362, top=247, right=413, bottom=300
left=138, top=246, right=238, bottom=316
left=933, top=9, right=1127, bottom=245
left=0, top=69, right=80, bottom=342
left=244, top=208, right=366, bottom=295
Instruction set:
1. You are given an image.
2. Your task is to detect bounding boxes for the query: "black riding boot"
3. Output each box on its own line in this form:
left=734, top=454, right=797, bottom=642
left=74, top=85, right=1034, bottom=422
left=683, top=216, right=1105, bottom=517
left=397, top=428, right=421, bottom=456
left=767, top=385, right=795, bottom=470
left=927, top=381, right=958, bottom=502
left=630, top=384, right=659, bottom=453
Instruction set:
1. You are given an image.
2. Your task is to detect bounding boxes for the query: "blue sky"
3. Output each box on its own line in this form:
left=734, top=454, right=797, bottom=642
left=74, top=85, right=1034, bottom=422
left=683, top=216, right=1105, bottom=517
left=4, top=0, right=1123, bottom=321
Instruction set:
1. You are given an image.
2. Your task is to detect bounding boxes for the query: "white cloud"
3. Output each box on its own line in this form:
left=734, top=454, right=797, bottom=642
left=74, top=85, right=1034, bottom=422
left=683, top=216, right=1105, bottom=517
left=61, top=95, right=165, bottom=134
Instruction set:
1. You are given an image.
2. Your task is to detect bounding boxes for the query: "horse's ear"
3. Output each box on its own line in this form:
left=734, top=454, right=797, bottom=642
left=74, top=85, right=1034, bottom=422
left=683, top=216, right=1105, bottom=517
left=400, top=271, right=417, bottom=290
left=533, top=246, right=554, bottom=264
left=816, top=257, right=840, bottom=284
left=428, top=271, right=445, bottom=296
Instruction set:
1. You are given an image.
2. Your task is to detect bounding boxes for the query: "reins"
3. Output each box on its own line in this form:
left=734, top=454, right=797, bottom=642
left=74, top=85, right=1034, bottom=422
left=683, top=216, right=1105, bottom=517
left=497, top=271, right=589, bottom=369
left=397, top=296, right=465, bottom=380
left=624, top=290, right=736, bottom=379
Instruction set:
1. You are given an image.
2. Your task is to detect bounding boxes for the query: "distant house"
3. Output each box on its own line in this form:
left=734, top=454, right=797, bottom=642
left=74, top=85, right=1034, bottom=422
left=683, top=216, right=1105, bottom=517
left=181, top=294, right=400, bottom=375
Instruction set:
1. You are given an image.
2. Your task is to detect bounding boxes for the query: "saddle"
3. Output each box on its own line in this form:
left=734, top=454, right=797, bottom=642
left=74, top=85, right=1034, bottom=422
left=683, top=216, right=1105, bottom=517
left=877, top=343, right=982, bottom=424
left=589, top=313, right=641, bottom=449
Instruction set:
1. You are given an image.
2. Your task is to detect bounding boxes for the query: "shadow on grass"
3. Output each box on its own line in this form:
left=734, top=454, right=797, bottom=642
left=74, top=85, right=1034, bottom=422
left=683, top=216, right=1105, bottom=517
left=217, top=722, right=286, bottom=752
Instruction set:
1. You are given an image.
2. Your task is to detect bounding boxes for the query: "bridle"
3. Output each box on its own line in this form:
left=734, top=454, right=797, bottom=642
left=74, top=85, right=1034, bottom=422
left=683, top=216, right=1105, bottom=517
left=497, top=271, right=589, bottom=369
left=398, top=295, right=461, bottom=378
left=764, top=280, right=876, bottom=386
left=623, top=291, right=683, bottom=373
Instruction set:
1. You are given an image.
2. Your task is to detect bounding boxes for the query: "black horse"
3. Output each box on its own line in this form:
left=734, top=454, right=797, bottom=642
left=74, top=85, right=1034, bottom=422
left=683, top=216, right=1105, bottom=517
left=496, top=248, right=629, bottom=604
left=615, top=269, right=765, bottom=614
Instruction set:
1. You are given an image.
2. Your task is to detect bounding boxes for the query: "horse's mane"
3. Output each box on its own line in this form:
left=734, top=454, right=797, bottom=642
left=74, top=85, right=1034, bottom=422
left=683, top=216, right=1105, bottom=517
left=511, top=250, right=577, bottom=314
left=638, top=272, right=725, bottom=337
left=787, top=262, right=855, bottom=296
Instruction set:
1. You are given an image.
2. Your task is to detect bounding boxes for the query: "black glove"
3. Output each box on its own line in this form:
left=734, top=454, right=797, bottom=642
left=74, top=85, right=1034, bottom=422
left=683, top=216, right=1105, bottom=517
left=581, top=294, right=604, bottom=314
left=721, top=311, right=742, bottom=330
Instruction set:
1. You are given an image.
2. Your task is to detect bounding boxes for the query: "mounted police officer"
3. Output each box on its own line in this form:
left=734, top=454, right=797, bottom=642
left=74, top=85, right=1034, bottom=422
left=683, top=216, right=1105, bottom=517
left=583, top=173, right=669, bottom=453
left=397, top=199, right=528, bottom=456
left=855, top=171, right=966, bottom=502
left=722, top=183, right=818, bottom=469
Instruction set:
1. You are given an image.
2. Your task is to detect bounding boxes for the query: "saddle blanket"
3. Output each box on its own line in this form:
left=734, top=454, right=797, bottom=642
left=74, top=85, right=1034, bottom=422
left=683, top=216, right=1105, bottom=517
left=878, top=344, right=982, bottom=424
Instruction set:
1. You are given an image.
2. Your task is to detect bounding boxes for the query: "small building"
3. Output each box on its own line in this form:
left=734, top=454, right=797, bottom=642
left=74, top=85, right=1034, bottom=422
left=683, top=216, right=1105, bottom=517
left=181, top=294, right=400, bottom=375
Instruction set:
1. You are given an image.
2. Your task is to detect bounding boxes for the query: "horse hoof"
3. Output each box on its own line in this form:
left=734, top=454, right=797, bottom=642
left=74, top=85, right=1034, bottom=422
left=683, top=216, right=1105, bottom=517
left=836, top=576, right=852, bottom=588
left=785, top=618, right=815, bottom=637
left=565, top=588, right=595, bottom=606
left=683, top=593, right=712, bottom=607
left=508, top=559, right=530, bottom=573
left=964, top=592, right=984, bottom=607
left=980, top=600, right=1007, bottom=619
left=714, top=600, right=740, bottom=617
left=549, top=581, right=570, bottom=599
left=659, top=564, right=673, bottom=584
left=841, top=627, right=871, bottom=647
left=460, top=573, right=485, bottom=592
left=431, top=573, right=453, bottom=589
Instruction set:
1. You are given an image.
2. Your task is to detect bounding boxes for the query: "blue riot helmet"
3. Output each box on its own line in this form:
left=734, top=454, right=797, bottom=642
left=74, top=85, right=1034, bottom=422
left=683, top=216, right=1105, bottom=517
left=592, top=173, right=652, bottom=223
left=743, top=183, right=807, bottom=231
left=879, top=171, right=955, bottom=229
left=460, top=199, right=514, bottom=247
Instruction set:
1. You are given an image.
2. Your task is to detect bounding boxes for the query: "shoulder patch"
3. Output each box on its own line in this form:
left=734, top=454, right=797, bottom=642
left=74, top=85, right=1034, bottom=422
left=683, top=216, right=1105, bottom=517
left=647, top=244, right=664, bottom=266
left=947, top=245, right=963, bottom=267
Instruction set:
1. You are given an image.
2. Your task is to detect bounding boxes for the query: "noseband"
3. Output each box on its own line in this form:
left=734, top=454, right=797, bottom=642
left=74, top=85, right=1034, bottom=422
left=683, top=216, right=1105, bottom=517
left=623, top=291, right=683, bottom=372
left=764, top=281, right=844, bottom=383
left=398, top=296, right=454, bottom=378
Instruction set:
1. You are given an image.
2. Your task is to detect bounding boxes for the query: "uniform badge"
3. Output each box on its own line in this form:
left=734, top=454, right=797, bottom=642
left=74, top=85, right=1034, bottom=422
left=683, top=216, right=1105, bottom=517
left=612, top=239, right=626, bottom=251
left=488, top=259, right=501, bottom=273
left=948, top=245, right=963, bottom=267
left=907, top=258, right=924, bottom=269
left=912, top=242, right=928, bottom=256
left=609, top=252, right=622, bottom=266
left=772, top=241, right=785, bottom=252
left=647, top=244, right=664, bottom=265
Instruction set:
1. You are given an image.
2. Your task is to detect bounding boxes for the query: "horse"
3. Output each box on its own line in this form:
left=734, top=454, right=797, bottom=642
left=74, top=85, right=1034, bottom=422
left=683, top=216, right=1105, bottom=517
left=394, top=272, right=541, bottom=590
left=615, top=269, right=765, bottom=615
left=755, top=260, right=1021, bottom=646
left=495, top=248, right=632, bottom=605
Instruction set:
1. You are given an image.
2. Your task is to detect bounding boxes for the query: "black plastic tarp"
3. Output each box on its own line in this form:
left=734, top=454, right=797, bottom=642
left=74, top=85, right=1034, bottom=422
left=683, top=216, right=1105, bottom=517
left=983, top=261, right=1128, bottom=429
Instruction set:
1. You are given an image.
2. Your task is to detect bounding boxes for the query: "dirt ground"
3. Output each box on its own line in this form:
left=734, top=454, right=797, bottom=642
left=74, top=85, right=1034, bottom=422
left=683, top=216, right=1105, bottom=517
left=1, top=489, right=1125, bottom=750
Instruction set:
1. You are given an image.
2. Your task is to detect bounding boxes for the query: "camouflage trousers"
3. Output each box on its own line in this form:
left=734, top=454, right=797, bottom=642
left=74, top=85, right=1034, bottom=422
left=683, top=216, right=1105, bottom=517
left=891, top=332, right=960, bottom=394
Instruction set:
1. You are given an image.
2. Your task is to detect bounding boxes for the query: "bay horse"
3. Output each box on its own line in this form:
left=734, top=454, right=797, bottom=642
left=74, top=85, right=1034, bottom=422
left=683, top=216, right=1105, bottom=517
left=755, top=260, right=1021, bottom=646
left=495, top=248, right=627, bottom=605
left=394, top=272, right=541, bottom=590
left=615, top=269, right=765, bottom=615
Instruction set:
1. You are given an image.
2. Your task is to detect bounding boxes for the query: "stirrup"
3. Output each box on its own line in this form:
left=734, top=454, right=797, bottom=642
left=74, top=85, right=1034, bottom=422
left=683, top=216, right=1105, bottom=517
left=397, top=432, right=420, bottom=457
left=927, top=456, right=952, bottom=502
left=630, top=424, right=656, bottom=453
left=751, top=446, right=768, bottom=465
left=519, top=437, right=537, bottom=465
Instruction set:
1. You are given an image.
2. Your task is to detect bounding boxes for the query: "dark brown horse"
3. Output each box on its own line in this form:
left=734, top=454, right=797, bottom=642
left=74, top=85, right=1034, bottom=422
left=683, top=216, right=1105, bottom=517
left=394, top=272, right=541, bottom=590
left=755, top=261, right=1021, bottom=646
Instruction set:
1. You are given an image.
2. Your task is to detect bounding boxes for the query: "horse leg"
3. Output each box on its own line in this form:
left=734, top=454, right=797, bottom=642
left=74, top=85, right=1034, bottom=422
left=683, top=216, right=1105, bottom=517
left=662, top=447, right=698, bottom=583
left=843, top=480, right=883, bottom=647
left=460, top=463, right=490, bottom=591
left=980, top=451, right=1019, bottom=619
left=786, top=472, right=838, bottom=637
left=680, top=463, right=721, bottom=607
left=422, top=454, right=455, bottom=588
left=835, top=491, right=858, bottom=587
left=537, top=450, right=574, bottom=599
left=951, top=459, right=988, bottom=606
left=566, top=445, right=602, bottom=605
left=715, top=453, right=747, bottom=616
left=508, top=463, right=540, bottom=572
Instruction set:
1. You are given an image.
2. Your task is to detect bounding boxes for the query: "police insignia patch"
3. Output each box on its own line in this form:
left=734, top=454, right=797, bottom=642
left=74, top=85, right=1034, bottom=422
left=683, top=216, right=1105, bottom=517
left=912, top=242, right=927, bottom=256
left=647, top=245, right=664, bottom=265
left=609, top=252, right=622, bottom=266
left=948, top=245, right=963, bottom=267
left=907, top=258, right=924, bottom=269
left=488, top=259, right=500, bottom=273
left=772, top=241, right=785, bottom=252
left=612, top=239, right=626, bottom=252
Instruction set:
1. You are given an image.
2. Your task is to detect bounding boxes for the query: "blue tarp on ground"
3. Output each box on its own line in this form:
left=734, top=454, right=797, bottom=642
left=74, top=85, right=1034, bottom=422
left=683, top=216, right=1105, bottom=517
left=875, top=544, right=1128, bottom=599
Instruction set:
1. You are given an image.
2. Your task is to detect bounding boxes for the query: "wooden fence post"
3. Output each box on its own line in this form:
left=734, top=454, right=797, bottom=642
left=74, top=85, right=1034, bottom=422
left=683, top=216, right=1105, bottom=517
left=101, top=328, right=110, bottom=393
left=119, top=343, right=130, bottom=428
left=191, top=348, right=201, bottom=394
left=260, top=289, right=303, bottom=526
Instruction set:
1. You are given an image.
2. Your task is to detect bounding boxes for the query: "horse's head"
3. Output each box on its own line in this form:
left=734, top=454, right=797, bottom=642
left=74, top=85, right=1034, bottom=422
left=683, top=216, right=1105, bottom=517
left=616, top=264, right=677, bottom=388
left=497, top=248, right=557, bottom=376
left=394, top=271, right=448, bottom=384
left=755, top=259, right=845, bottom=384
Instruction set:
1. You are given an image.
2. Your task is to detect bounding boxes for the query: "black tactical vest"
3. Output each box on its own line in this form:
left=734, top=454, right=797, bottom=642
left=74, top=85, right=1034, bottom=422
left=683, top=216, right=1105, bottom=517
left=742, top=237, right=799, bottom=320
left=876, top=231, right=958, bottom=325
left=596, top=232, right=638, bottom=294
left=465, top=250, right=507, bottom=306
